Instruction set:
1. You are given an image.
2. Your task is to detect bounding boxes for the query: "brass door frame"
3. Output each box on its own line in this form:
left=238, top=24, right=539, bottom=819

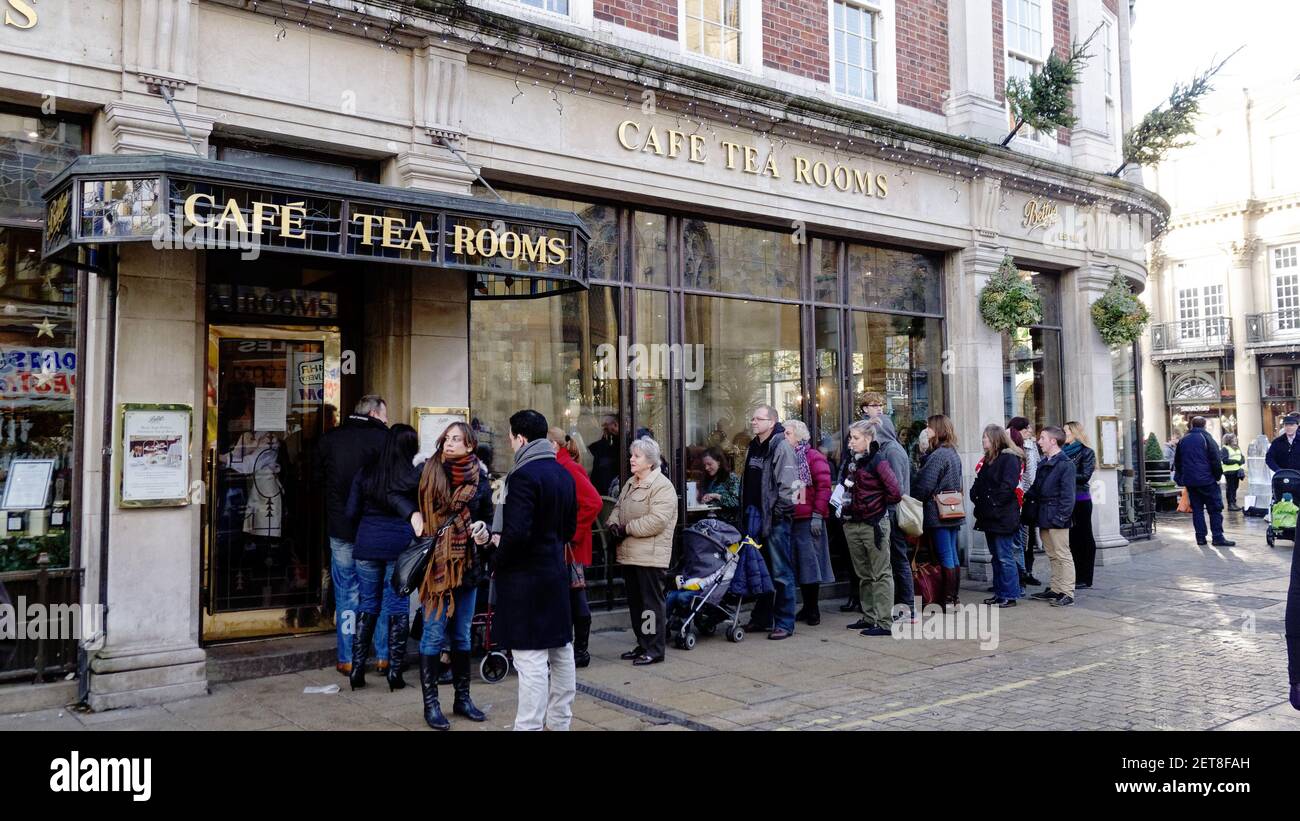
left=201, top=324, right=341, bottom=642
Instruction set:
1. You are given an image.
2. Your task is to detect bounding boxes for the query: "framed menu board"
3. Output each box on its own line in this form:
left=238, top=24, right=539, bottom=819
left=119, top=403, right=193, bottom=507
left=413, top=407, right=470, bottom=460
left=2, top=459, right=56, bottom=510
left=1096, top=415, right=1121, bottom=470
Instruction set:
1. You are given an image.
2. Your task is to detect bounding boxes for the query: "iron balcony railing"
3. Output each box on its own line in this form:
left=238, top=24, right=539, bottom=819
left=0, top=555, right=83, bottom=684
left=1246, top=310, right=1300, bottom=345
left=1149, top=317, right=1233, bottom=354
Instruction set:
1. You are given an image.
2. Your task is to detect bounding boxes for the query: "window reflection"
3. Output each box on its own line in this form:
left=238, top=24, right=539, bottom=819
left=683, top=296, right=802, bottom=489
left=846, top=243, right=942, bottom=313
left=850, top=311, right=943, bottom=449
left=682, top=219, right=799, bottom=300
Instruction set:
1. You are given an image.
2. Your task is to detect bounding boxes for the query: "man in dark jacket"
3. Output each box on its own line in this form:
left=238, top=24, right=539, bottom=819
left=492, top=409, right=578, bottom=731
left=587, top=414, right=621, bottom=496
left=738, top=404, right=799, bottom=639
left=1174, top=416, right=1234, bottom=546
left=317, top=394, right=389, bottom=676
left=1027, top=426, right=1078, bottom=606
left=1267, top=413, right=1300, bottom=473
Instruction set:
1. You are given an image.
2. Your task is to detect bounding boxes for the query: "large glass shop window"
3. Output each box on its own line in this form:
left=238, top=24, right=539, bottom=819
left=850, top=311, right=944, bottom=452
left=1002, top=270, right=1063, bottom=431
left=0, top=231, right=77, bottom=572
left=682, top=296, right=802, bottom=491
left=468, top=286, right=621, bottom=488
left=0, top=111, right=84, bottom=223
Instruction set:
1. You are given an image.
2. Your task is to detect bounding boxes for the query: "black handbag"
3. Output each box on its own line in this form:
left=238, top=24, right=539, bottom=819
left=391, top=519, right=455, bottom=597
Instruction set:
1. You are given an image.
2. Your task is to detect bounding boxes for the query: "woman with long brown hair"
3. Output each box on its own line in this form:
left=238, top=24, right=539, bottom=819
left=969, top=423, right=1024, bottom=607
left=911, top=414, right=964, bottom=606
left=414, top=421, right=493, bottom=730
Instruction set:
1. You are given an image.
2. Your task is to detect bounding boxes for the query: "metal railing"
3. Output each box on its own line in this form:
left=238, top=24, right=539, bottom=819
left=1120, top=484, right=1157, bottom=541
left=1246, top=310, right=1300, bottom=345
left=1150, top=317, right=1233, bottom=353
left=0, top=554, right=83, bottom=684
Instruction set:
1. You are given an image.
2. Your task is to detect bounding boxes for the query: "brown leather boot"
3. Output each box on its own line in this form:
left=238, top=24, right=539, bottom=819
left=942, top=567, right=961, bottom=608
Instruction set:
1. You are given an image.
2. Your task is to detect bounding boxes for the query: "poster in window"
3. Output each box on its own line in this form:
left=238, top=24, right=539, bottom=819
left=413, top=407, right=470, bottom=461
left=1097, top=415, right=1121, bottom=469
left=119, top=404, right=192, bottom=507
left=2, top=459, right=56, bottom=510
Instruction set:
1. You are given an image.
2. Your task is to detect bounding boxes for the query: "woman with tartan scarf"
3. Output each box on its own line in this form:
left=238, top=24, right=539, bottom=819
left=414, top=421, right=493, bottom=730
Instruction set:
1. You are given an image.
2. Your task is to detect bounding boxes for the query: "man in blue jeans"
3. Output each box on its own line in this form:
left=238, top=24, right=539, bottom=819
left=1173, top=415, right=1235, bottom=547
left=738, top=404, right=799, bottom=640
left=317, top=395, right=390, bottom=675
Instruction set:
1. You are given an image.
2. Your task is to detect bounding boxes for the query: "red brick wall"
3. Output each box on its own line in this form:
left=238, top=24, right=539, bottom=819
left=762, top=0, right=830, bottom=81
left=895, top=0, right=950, bottom=114
left=594, top=0, right=677, bottom=40
left=993, top=0, right=1005, bottom=103
left=1053, top=0, right=1070, bottom=145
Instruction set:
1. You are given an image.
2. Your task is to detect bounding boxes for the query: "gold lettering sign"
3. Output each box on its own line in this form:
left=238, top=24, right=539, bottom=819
left=616, top=120, right=888, bottom=198
left=184, top=193, right=309, bottom=239
left=3, top=0, right=36, bottom=28
left=1022, top=198, right=1059, bottom=231
left=451, top=224, right=567, bottom=265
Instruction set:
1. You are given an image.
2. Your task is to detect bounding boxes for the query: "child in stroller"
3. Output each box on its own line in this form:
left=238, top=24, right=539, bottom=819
left=1267, top=470, right=1300, bottom=547
left=665, top=519, right=763, bottom=648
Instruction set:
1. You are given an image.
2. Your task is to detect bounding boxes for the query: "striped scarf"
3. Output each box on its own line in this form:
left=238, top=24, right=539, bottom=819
left=417, top=453, right=480, bottom=621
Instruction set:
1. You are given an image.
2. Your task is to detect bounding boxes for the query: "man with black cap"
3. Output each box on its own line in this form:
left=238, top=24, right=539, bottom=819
left=1267, top=413, right=1300, bottom=473
left=1174, top=416, right=1234, bottom=547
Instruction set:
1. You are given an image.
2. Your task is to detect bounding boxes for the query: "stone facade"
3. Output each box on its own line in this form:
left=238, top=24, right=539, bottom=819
left=1, top=0, right=1162, bottom=708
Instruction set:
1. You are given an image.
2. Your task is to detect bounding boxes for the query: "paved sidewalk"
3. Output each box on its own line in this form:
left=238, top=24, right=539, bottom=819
left=4, top=511, right=1297, bottom=731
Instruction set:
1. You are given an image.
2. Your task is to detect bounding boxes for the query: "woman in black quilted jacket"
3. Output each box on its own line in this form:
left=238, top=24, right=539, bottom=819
left=969, top=423, right=1023, bottom=608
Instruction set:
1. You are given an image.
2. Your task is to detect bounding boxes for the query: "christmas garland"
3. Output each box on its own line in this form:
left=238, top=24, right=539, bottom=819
left=1091, top=272, right=1150, bottom=345
left=979, top=255, right=1043, bottom=334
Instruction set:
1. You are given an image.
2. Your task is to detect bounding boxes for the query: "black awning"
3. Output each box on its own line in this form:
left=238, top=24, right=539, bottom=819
left=41, top=154, right=589, bottom=299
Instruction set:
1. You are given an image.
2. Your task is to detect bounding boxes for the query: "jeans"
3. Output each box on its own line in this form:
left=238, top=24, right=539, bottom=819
left=988, top=532, right=1022, bottom=600
left=1187, top=484, right=1225, bottom=543
left=513, top=644, right=576, bottom=731
left=356, top=559, right=407, bottom=623
left=931, top=526, right=960, bottom=569
left=767, top=517, right=796, bottom=632
left=418, top=585, right=477, bottom=655
left=331, top=539, right=388, bottom=663
left=665, top=588, right=697, bottom=617
left=888, top=508, right=914, bottom=611
left=1011, top=525, right=1027, bottom=573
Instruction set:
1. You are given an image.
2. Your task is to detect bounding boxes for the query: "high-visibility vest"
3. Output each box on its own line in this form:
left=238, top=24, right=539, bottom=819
left=1222, top=445, right=1244, bottom=472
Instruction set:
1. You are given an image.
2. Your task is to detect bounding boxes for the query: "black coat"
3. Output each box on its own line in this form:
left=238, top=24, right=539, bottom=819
left=969, top=451, right=1022, bottom=535
left=1026, top=452, right=1076, bottom=530
left=1266, top=433, right=1300, bottom=473
left=1174, top=429, right=1222, bottom=488
left=317, top=414, right=389, bottom=541
left=494, top=458, right=578, bottom=651
left=346, top=463, right=420, bottom=562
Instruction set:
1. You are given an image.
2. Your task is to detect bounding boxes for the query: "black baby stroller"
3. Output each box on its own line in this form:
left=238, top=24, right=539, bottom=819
left=667, top=519, right=760, bottom=649
left=1265, top=469, right=1300, bottom=547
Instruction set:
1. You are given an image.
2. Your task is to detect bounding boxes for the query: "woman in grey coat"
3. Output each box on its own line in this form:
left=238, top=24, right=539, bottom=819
left=911, top=414, right=964, bottom=607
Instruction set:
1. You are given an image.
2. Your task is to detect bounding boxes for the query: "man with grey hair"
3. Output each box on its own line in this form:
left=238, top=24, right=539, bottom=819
left=317, top=394, right=390, bottom=676
left=739, top=404, right=800, bottom=639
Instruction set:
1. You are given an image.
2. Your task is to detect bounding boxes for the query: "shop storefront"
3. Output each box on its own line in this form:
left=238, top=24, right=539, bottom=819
left=6, top=0, right=1166, bottom=710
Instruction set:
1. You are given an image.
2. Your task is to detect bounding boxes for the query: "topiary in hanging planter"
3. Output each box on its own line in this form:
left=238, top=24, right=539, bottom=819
left=1091, top=272, right=1151, bottom=346
left=979, top=255, right=1043, bottom=334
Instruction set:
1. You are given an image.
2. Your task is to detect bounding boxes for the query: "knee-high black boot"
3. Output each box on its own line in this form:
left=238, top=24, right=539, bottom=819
left=450, top=650, right=486, bottom=722
left=573, top=616, right=592, bottom=668
left=386, top=614, right=409, bottom=691
left=349, top=612, right=377, bottom=691
left=419, top=654, right=450, bottom=730
left=797, top=584, right=821, bottom=625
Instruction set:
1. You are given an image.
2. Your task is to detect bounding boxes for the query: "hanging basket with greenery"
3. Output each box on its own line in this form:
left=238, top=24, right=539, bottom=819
left=979, top=255, right=1043, bottom=334
left=1091, top=272, right=1151, bottom=345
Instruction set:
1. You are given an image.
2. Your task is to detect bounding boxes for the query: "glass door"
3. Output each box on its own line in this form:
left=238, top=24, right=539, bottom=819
left=202, top=325, right=341, bottom=642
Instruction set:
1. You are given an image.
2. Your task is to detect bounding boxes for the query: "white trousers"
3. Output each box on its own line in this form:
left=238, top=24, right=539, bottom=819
left=512, top=643, right=576, bottom=731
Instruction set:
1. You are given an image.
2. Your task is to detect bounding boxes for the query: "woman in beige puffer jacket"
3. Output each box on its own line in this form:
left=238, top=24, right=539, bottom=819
left=606, top=437, right=678, bottom=664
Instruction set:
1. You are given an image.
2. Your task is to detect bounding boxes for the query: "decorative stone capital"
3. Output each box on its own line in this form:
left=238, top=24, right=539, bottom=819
left=389, top=150, right=477, bottom=196
left=1227, top=236, right=1260, bottom=267
left=416, top=42, right=469, bottom=147
left=971, top=175, right=1003, bottom=239
left=102, top=100, right=213, bottom=156
left=130, top=0, right=197, bottom=88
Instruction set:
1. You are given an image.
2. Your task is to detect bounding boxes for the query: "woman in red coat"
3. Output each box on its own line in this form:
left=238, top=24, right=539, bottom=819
left=784, top=420, right=836, bottom=625
left=549, top=428, right=603, bottom=668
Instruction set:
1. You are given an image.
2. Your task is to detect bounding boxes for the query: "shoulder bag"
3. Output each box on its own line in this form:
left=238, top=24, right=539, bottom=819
left=391, top=518, right=456, bottom=597
left=932, top=453, right=965, bottom=522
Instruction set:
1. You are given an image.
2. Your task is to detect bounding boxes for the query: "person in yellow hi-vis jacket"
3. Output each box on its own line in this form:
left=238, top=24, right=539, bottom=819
left=1220, top=433, right=1246, bottom=511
